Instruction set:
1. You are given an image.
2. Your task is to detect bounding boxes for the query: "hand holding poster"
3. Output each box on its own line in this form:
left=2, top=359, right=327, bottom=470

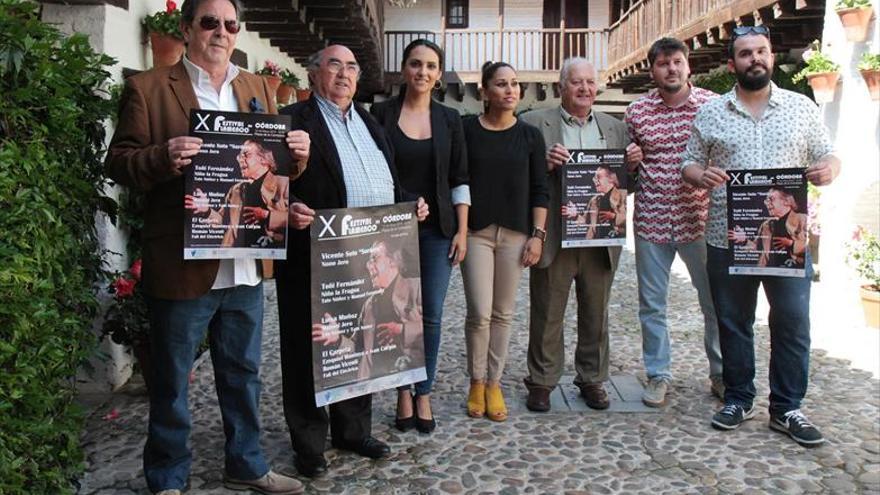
left=310, top=203, right=426, bottom=407
left=726, top=168, right=809, bottom=277
left=184, top=110, right=292, bottom=260
left=560, top=149, right=628, bottom=248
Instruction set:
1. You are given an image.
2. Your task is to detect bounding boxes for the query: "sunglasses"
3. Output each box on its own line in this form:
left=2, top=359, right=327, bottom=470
left=732, top=25, right=769, bottom=39
left=198, top=15, right=241, bottom=34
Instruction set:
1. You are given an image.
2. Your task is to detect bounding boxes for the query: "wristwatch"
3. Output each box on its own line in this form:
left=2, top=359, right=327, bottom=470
left=531, top=226, right=546, bottom=243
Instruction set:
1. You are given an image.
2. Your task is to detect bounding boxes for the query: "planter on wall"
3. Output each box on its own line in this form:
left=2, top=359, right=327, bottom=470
left=860, top=286, right=880, bottom=328
left=296, top=88, right=312, bottom=102
left=860, top=69, right=880, bottom=100
left=149, top=32, right=184, bottom=68
left=276, top=83, right=294, bottom=105
left=806, top=72, right=840, bottom=104
left=836, top=6, right=874, bottom=42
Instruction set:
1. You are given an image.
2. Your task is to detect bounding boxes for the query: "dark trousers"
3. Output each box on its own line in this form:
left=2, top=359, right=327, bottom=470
left=707, top=246, right=812, bottom=415
left=275, top=265, right=371, bottom=458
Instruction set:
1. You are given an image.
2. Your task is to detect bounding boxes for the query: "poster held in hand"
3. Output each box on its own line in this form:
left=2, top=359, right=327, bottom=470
left=560, top=149, right=628, bottom=248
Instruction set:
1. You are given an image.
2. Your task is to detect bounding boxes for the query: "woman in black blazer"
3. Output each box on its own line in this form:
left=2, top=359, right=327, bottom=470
left=371, top=39, right=469, bottom=434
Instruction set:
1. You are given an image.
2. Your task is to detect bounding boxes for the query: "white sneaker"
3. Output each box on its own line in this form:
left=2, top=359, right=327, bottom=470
left=154, top=490, right=181, bottom=495
left=642, top=377, right=669, bottom=407
left=224, top=470, right=304, bottom=495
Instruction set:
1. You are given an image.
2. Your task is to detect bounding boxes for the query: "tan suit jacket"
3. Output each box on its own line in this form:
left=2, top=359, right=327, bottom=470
left=105, top=61, right=278, bottom=300
left=519, top=107, right=630, bottom=270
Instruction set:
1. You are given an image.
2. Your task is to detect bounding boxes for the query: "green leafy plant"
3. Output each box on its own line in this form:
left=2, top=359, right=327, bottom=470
left=792, top=41, right=840, bottom=84
left=280, top=68, right=301, bottom=87
left=102, top=259, right=149, bottom=349
left=0, top=0, right=115, bottom=492
left=691, top=66, right=737, bottom=94
left=836, top=0, right=871, bottom=10
left=847, top=226, right=880, bottom=290
left=858, top=52, right=880, bottom=71
left=256, top=60, right=281, bottom=77
left=143, top=0, right=183, bottom=40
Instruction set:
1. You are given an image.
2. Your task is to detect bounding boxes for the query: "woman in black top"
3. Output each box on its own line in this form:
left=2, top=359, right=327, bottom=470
left=370, top=39, right=470, bottom=434
left=461, top=61, right=549, bottom=422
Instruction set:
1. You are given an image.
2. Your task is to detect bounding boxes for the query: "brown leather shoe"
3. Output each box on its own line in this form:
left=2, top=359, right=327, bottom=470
left=579, top=383, right=610, bottom=410
left=526, top=387, right=551, bottom=412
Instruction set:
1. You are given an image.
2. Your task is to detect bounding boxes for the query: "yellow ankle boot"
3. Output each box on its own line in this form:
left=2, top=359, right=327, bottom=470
left=467, top=381, right=485, bottom=418
left=485, top=383, right=508, bottom=422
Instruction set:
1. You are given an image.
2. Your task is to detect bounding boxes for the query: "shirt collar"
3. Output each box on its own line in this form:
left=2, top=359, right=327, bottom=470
left=725, top=81, right=782, bottom=114
left=314, top=93, right=354, bottom=122
left=647, top=83, right=701, bottom=108
left=182, top=55, right=239, bottom=90
left=560, top=106, right=593, bottom=127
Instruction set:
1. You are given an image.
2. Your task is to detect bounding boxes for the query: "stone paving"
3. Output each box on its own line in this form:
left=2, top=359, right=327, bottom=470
left=77, top=250, right=880, bottom=494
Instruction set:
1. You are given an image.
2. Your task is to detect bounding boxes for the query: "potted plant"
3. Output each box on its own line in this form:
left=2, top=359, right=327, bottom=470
left=256, top=60, right=282, bottom=95
left=792, top=41, right=841, bottom=104
left=102, top=259, right=153, bottom=390
left=858, top=52, right=880, bottom=100
left=835, top=0, right=874, bottom=42
left=143, top=0, right=184, bottom=68
left=846, top=226, right=880, bottom=328
left=277, top=69, right=300, bottom=105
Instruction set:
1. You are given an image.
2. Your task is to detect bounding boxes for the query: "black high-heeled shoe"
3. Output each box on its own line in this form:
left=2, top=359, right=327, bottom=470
left=394, top=391, right=416, bottom=432
left=414, top=394, right=436, bottom=434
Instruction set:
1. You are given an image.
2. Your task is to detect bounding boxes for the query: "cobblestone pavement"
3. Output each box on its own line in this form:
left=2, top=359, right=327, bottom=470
left=78, top=251, right=880, bottom=494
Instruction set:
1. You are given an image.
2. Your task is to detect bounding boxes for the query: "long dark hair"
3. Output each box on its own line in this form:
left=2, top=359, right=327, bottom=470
left=481, top=60, right=516, bottom=112
left=401, top=38, right=444, bottom=71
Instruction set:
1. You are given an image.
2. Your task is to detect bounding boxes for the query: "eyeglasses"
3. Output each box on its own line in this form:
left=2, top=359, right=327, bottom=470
left=326, top=58, right=361, bottom=76
left=732, top=25, right=769, bottom=39
left=198, top=15, right=241, bottom=34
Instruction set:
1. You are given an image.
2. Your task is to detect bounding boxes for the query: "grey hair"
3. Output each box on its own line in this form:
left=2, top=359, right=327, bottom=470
left=305, top=48, right=326, bottom=89
left=559, top=57, right=596, bottom=84
left=180, top=0, right=243, bottom=24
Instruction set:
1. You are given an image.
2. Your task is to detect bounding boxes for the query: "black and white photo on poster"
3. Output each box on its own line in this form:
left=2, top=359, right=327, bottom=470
left=183, top=110, right=292, bottom=260
left=309, top=203, right=426, bottom=407
left=726, top=168, right=808, bottom=277
left=560, top=149, right=628, bottom=248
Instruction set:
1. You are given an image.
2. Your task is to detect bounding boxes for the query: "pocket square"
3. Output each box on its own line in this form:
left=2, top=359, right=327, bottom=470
left=249, top=97, right=264, bottom=113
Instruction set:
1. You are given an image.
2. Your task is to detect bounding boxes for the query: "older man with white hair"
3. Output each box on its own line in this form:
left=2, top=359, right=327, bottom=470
left=520, top=58, right=641, bottom=412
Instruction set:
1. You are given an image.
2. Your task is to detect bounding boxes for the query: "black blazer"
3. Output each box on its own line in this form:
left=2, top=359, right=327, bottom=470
left=370, top=95, right=469, bottom=238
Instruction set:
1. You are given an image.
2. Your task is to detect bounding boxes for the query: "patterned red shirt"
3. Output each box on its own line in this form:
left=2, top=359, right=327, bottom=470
left=625, top=86, right=717, bottom=244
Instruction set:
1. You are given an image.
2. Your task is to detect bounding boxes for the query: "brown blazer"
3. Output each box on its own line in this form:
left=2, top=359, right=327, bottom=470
left=105, top=61, right=278, bottom=300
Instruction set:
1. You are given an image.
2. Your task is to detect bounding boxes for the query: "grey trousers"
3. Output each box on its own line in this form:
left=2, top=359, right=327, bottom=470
left=525, top=247, right=616, bottom=389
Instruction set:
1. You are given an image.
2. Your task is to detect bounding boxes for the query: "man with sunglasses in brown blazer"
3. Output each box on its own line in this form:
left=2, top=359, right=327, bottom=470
left=105, top=1, right=308, bottom=494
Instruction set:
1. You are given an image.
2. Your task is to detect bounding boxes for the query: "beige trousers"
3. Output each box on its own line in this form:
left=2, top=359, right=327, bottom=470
left=461, top=224, right=528, bottom=382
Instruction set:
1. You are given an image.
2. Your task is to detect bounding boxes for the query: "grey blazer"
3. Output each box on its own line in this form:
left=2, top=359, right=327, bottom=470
left=519, top=107, right=630, bottom=270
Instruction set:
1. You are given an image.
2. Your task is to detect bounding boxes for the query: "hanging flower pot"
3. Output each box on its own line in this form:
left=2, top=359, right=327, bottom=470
left=805, top=72, right=840, bottom=104
left=296, top=88, right=312, bottom=102
left=149, top=32, right=184, bottom=68
left=836, top=5, right=874, bottom=42
left=261, top=74, right=282, bottom=95
left=860, top=286, right=880, bottom=328
left=276, top=83, right=294, bottom=104
left=861, top=69, right=880, bottom=100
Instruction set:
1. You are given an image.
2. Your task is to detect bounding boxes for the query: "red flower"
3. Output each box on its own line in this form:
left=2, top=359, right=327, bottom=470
left=166, top=0, right=177, bottom=13
left=112, top=277, right=137, bottom=299
left=130, top=259, right=143, bottom=281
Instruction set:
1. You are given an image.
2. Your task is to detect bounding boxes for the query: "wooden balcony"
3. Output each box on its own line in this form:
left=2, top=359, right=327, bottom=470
left=384, top=28, right=609, bottom=85
left=605, top=0, right=826, bottom=92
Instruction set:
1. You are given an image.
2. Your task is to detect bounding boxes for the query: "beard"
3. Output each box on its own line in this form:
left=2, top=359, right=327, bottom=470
left=736, top=63, right=773, bottom=90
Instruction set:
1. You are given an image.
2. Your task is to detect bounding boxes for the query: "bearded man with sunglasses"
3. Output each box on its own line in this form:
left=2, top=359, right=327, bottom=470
left=681, top=27, right=840, bottom=448
left=106, top=1, right=308, bottom=493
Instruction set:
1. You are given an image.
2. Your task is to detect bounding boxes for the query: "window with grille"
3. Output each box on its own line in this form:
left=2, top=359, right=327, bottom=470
left=446, top=0, right=469, bottom=29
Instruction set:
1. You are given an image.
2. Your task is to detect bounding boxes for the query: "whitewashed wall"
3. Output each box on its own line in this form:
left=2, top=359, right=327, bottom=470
left=42, top=1, right=307, bottom=392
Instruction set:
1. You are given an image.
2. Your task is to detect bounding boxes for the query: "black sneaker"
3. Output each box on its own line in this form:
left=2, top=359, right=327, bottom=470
left=769, top=409, right=825, bottom=447
left=711, top=403, right=756, bottom=430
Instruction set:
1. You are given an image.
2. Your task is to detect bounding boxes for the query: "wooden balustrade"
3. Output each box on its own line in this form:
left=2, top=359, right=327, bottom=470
left=384, top=28, right=608, bottom=75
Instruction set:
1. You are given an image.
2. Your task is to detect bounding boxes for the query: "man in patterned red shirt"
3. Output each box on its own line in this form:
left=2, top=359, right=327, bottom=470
left=624, top=38, right=723, bottom=408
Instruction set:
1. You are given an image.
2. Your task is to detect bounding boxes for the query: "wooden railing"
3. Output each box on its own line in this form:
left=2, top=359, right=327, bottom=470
left=606, top=0, right=733, bottom=71
left=384, top=28, right=608, bottom=74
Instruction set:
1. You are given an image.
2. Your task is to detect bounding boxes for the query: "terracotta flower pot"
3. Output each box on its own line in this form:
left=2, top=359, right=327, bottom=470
left=836, top=6, right=874, bottom=42
left=261, top=74, right=282, bottom=98
left=860, top=69, right=880, bottom=101
left=296, top=88, right=312, bottom=102
left=806, top=72, right=840, bottom=104
left=149, top=32, right=184, bottom=68
left=860, top=285, right=880, bottom=328
left=276, top=83, right=294, bottom=105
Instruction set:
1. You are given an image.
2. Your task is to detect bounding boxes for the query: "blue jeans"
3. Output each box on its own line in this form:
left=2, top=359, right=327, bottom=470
left=144, top=283, right=268, bottom=492
left=636, top=237, right=722, bottom=381
left=707, top=246, right=812, bottom=415
left=400, top=225, right=453, bottom=396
